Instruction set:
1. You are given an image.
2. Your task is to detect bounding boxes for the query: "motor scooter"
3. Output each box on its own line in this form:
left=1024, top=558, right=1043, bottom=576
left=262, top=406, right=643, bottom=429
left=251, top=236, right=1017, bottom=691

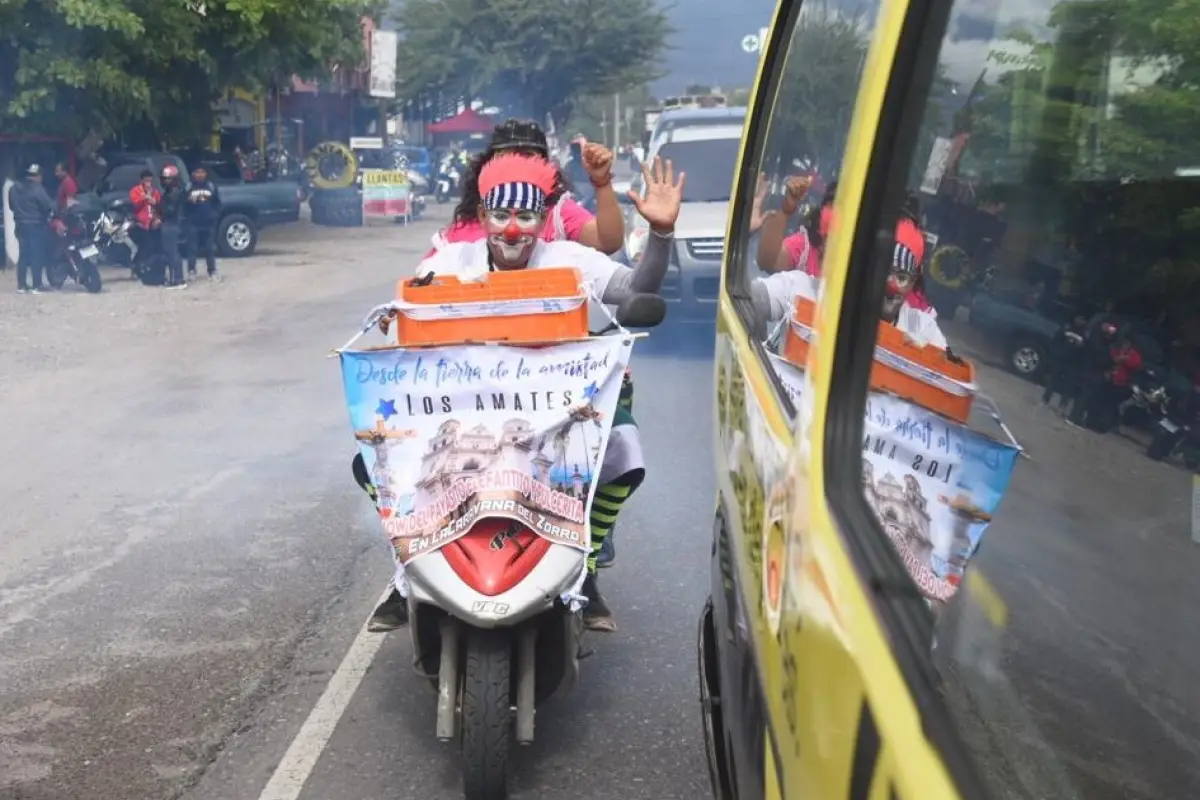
left=351, top=292, right=664, bottom=800
left=47, top=210, right=103, bottom=293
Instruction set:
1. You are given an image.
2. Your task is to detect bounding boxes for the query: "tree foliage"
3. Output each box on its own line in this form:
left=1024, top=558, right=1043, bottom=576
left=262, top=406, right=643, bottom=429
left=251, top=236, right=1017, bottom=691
left=391, top=0, right=671, bottom=125
left=951, top=0, right=1200, bottom=317
left=759, top=1, right=872, bottom=177
left=0, top=0, right=377, bottom=141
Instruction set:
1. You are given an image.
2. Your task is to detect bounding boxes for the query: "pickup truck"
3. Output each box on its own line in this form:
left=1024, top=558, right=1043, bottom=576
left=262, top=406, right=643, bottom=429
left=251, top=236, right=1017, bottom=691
left=967, top=288, right=1074, bottom=380
left=74, top=152, right=302, bottom=258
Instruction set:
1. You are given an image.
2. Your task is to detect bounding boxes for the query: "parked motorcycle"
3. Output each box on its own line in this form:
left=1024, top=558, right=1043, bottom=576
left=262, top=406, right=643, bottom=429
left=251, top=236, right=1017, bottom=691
left=406, top=169, right=429, bottom=219
left=93, top=199, right=137, bottom=267
left=1147, top=384, right=1200, bottom=468
left=1120, top=364, right=1171, bottom=431
left=398, top=293, right=665, bottom=800
left=47, top=210, right=103, bottom=293
left=435, top=155, right=462, bottom=204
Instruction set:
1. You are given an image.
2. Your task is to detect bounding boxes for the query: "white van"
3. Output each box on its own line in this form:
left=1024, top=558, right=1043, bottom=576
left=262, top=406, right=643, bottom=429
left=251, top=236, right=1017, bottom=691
left=624, top=120, right=745, bottom=322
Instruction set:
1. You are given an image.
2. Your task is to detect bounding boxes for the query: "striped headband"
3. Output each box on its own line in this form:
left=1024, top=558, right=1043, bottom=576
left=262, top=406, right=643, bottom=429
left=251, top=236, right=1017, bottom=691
left=892, top=242, right=920, bottom=275
left=483, top=181, right=546, bottom=213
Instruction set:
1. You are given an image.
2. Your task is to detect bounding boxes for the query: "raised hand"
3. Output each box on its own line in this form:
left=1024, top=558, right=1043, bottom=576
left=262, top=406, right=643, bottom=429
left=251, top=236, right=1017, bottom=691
left=582, top=143, right=614, bottom=186
left=627, top=156, right=686, bottom=233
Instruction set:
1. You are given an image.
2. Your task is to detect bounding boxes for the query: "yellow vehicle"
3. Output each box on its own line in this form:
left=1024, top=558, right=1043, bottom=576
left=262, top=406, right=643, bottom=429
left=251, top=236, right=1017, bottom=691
left=701, top=1, right=1200, bottom=799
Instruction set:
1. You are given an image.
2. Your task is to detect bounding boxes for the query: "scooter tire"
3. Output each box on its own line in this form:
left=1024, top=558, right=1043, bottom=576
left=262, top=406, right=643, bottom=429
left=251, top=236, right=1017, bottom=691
left=461, top=629, right=512, bottom=800
left=1147, top=428, right=1180, bottom=461
left=83, top=263, right=102, bottom=293
left=47, top=263, right=68, bottom=289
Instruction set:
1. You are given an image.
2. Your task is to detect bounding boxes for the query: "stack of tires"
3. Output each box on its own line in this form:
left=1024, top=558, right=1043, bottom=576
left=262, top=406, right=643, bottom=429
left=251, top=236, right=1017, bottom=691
left=306, top=142, right=363, bottom=228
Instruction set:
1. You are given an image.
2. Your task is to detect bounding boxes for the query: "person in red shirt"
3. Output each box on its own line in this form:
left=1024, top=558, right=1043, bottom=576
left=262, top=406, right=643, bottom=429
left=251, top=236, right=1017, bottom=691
left=129, top=170, right=163, bottom=273
left=1109, top=332, right=1144, bottom=388
left=53, top=163, right=77, bottom=213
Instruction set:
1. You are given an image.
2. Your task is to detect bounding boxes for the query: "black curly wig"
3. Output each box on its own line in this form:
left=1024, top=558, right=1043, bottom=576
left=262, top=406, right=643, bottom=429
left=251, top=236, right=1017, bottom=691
left=452, top=118, right=573, bottom=225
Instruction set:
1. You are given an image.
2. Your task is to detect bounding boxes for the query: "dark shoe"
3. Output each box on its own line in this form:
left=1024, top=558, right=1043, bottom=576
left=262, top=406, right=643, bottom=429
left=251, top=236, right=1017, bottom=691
left=596, top=533, right=615, bottom=568
left=582, top=574, right=616, bottom=632
left=367, top=589, right=408, bottom=632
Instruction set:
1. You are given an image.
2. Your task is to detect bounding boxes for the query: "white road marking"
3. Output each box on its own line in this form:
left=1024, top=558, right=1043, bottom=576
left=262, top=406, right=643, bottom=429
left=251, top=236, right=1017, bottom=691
left=256, top=590, right=392, bottom=800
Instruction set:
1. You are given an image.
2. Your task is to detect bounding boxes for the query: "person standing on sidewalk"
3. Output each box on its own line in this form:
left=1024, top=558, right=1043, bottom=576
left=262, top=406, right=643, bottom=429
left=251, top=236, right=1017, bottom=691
left=53, top=163, right=78, bottom=213
left=8, top=164, right=53, bottom=294
left=183, top=165, right=221, bottom=281
left=158, top=164, right=188, bottom=288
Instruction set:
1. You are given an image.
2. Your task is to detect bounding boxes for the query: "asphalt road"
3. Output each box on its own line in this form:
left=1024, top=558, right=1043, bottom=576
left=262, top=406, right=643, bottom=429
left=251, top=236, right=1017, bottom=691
left=0, top=216, right=717, bottom=800
left=4, top=209, right=1195, bottom=800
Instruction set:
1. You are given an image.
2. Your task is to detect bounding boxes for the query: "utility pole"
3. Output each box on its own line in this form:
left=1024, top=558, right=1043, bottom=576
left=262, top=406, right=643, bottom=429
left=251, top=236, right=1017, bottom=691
left=613, top=93, right=621, bottom=149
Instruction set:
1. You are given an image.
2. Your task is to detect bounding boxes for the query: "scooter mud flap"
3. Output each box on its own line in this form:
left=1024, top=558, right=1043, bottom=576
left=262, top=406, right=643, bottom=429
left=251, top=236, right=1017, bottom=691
left=516, top=626, right=537, bottom=744
left=436, top=616, right=459, bottom=741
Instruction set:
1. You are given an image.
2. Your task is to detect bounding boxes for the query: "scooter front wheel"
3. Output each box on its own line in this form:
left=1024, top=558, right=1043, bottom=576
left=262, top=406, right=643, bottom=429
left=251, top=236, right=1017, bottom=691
left=82, top=262, right=103, bottom=293
left=461, top=628, right=512, bottom=800
left=46, top=262, right=69, bottom=289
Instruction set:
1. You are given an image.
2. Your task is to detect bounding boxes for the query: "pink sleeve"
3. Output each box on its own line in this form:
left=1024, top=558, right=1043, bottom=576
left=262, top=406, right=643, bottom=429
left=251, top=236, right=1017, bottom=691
left=441, top=220, right=483, bottom=244
left=782, top=230, right=810, bottom=271
left=558, top=197, right=594, bottom=241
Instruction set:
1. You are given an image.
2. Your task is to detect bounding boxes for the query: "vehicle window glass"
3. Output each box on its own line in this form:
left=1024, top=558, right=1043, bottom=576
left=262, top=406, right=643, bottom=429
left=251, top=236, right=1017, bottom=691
left=654, top=138, right=740, bottom=203
left=728, top=0, right=883, bottom=370
left=105, top=165, right=146, bottom=193
left=831, top=0, right=1200, bottom=797
left=203, top=159, right=242, bottom=182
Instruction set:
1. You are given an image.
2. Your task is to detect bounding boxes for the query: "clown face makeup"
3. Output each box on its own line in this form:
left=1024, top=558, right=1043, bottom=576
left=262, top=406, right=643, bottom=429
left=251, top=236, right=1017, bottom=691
left=478, top=167, right=551, bottom=268
left=482, top=207, right=546, bottom=268
left=882, top=242, right=920, bottom=320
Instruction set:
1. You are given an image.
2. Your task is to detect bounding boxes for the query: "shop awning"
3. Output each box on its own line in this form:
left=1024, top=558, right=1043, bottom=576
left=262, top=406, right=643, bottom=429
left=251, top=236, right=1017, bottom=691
left=427, top=109, right=494, bottom=135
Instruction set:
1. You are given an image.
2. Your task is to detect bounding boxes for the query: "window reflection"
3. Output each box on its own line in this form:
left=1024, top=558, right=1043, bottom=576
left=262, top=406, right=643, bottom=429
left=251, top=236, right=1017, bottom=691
left=736, top=0, right=879, bottom=344
left=867, top=0, right=1200, bottom=798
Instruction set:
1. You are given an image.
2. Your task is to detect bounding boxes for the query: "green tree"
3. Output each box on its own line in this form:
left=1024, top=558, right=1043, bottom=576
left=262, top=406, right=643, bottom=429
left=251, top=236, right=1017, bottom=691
left=0, top=0, right=376, bottom=141
left=944, top=0, right=1200, bottom=317
left=760, top=1, right=872, bottom=177
left=391, top=0, right=671, bottom=125
left=564, top=83, right=655, bottom=145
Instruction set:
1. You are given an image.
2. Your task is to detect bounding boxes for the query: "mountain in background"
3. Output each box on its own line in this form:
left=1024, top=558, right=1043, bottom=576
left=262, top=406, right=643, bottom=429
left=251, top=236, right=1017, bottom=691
left=653, top=0, right=777, bottom=96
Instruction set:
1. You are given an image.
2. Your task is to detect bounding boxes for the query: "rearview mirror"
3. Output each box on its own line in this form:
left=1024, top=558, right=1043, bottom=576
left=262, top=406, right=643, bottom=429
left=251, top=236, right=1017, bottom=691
left=614, top=293, right=667, bottom=329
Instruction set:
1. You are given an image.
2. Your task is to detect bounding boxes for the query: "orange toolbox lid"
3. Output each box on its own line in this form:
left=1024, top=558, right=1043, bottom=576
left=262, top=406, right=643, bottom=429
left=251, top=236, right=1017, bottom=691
left=391, top=267, right=589, bottom=346
left=783, top=295, right=977, bottom=423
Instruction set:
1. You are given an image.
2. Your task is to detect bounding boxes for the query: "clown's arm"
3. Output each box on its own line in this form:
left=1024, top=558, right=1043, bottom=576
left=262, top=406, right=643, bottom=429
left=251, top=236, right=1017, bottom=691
left=598, top=228, right=673, bottom=303
left=597, top=156, right=684, bottom=303
left=747, top=271, right=818, bottom=340
left=896, top=305, right=949, bottom=349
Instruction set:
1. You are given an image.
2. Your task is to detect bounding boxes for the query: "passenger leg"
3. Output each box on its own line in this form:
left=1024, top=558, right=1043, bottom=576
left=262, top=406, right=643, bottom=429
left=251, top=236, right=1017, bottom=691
left=351, top=452, right=409, bottom=632
left=597, top=369, right=635, bottom=570
left=582, top=404, right=644, bottom=632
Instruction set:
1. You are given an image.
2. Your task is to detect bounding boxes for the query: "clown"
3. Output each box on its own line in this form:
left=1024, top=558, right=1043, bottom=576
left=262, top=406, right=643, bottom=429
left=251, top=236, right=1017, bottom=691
left=418, top=152, right=682, bottom=301
left=362, top=152, right=685, bottom=634
left=749, top=213, right=947, bottom=350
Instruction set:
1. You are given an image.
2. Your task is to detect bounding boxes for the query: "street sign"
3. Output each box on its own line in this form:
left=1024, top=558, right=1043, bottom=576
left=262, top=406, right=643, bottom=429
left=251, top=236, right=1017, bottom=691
left=742, top=27, right=769, bottom=54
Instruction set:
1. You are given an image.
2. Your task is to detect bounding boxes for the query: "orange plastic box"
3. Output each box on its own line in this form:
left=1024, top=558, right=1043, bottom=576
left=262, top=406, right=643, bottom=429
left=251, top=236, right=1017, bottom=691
left=392, top=267, right=588, bottom=346
left=782, top=296, right=976, bottom=423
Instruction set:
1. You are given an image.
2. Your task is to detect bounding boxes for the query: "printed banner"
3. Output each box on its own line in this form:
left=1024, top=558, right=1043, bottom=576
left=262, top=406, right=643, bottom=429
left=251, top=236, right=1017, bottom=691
left=767, top=352, right=1019, bottom=602
left=369, top=30, right=398, bottom=99
left=341, top=338, right=634, bottom=564
left=362, top=170, right=411, bottom=217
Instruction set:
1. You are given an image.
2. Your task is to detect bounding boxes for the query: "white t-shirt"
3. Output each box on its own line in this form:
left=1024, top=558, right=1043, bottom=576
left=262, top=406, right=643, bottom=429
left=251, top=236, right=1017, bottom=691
left=757, top=270, right=948, bottom=349
left=415, top=239, right=622, bottom=302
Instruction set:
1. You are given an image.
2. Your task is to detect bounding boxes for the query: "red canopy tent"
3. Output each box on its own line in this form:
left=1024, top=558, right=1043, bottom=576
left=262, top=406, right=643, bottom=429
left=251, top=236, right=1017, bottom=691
left=427, top=109, right=495, bottom=135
